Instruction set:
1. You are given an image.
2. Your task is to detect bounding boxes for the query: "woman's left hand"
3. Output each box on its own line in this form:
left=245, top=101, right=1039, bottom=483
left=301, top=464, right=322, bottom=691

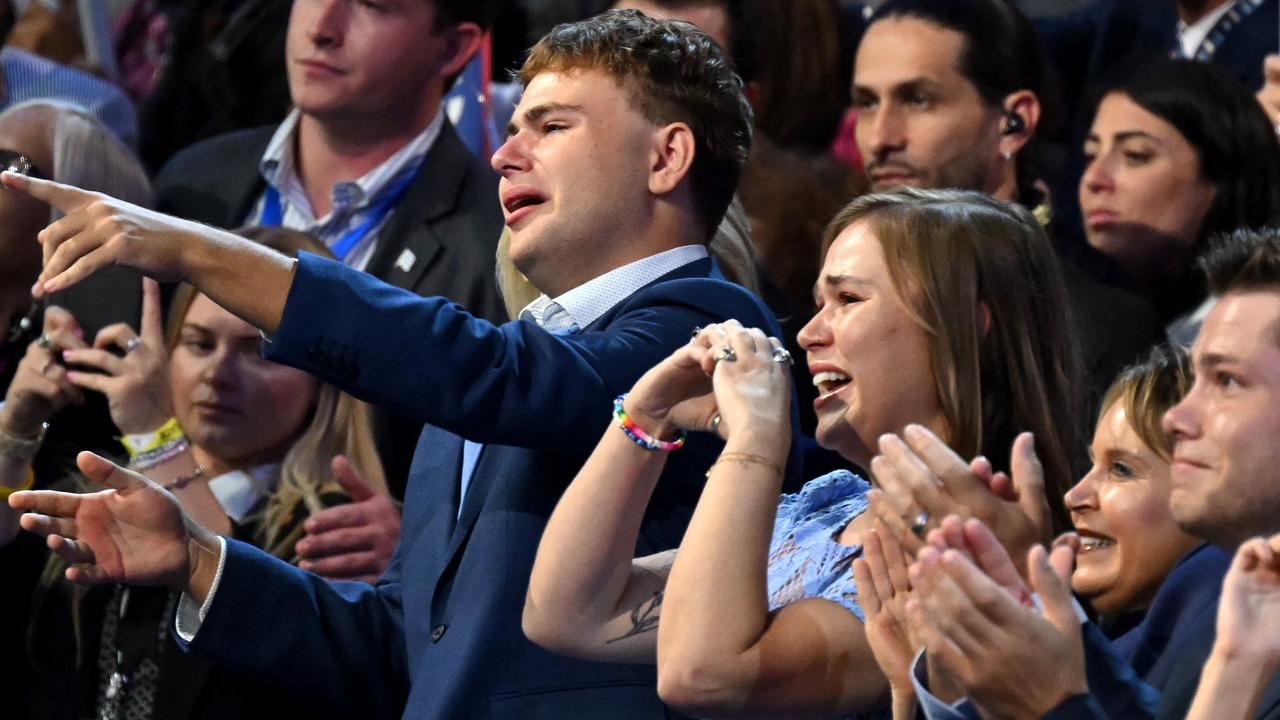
left=61, top=278, right=173, bottom=434
left=854, top=518, right=920, bottom=693
left=698, top=321, right=792, bottom=446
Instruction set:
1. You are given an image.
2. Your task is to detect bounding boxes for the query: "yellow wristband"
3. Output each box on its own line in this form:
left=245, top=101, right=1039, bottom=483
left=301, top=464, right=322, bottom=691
left=120, top=418, right=185, bottom=458
left=0, top=467, right=35, bottom=502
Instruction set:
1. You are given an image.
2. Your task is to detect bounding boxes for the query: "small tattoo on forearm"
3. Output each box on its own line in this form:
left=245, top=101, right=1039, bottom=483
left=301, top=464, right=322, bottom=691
left=606, top=591, right=663, bottom=644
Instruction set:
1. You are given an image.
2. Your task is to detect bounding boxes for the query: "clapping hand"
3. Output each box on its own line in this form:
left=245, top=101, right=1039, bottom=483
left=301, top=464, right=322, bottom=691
left=1213, top=533, right=1280, bottom=671
left=868, top=427, right=1051, bottom=575
left=854, top=518, right=920, bottom=699
left=906, top=519, right=1084, bottom=720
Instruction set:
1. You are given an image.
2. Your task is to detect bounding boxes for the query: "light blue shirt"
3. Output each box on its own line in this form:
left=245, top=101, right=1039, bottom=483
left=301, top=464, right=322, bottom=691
left=457, top=244, right=710, bottom=515
left=0, top=47, right=138, bottom=148
left=246, top=107, right=444, bottom=271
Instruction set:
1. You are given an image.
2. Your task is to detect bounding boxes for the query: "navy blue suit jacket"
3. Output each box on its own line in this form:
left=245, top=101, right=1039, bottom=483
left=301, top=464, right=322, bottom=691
left=179, top=252, right=802, bottom=719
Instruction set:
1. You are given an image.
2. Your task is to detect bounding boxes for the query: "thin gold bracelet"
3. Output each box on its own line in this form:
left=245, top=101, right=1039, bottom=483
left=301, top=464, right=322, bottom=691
left=705, top=452, right=783, bottom=479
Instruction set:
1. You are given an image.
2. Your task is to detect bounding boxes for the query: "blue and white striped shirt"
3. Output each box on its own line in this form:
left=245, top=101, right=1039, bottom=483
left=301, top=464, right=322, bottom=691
left=245, top=107, right=445, bottom=271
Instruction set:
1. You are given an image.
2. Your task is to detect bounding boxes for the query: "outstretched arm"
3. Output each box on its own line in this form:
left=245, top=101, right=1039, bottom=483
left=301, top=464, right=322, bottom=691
left=10, top=451, right=222, bottom=597
left=1187, top=533, right=1280, bottom=720
left=1, top=173, right=294, bottom=334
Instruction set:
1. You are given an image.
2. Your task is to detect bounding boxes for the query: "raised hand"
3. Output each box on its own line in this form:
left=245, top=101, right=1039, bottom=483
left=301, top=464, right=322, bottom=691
left=869, top=426, right=1050, bottom=573
left=907, top=539, right=1084, bottom=720
left=1186, top=533, right=1280, bottom=720
left=623, top=320, right=791, bottom=444
left=0, top=306, right=89, bottom=438
left=1214, top=534, right=1280, bottom=669
left=700, top=321, right=792, bottom=447
left=60, top=278, right=172, bottom=434
left=296, top=455, right=401, bottom=583
left=10, top=451, right=198, bottom=588
left=0, top=172, right=212, bottom=297
left=854, top=519, right=919, bottom=696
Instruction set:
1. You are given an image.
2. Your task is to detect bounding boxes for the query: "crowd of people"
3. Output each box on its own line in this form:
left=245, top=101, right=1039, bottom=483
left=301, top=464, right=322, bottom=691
left=1, top=0, right=1280, bottom=719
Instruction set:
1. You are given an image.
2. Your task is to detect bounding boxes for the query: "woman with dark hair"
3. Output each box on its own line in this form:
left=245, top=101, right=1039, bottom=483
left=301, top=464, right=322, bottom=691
left=1079, top=58, right=1280, bottom=341
left=522, top=187, right=1081, bottom=717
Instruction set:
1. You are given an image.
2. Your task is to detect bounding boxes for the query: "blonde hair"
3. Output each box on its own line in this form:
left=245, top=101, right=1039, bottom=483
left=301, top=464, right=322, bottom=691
left=1098, top=344, right=1191, bottom=463
left=165, top=227, right=387, bottom=555
left=822, top=187, right=1083, bottom=533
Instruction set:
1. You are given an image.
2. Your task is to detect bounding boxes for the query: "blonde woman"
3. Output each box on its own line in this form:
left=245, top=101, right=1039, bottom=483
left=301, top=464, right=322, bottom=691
left=1, top=227, right=388, bottom=720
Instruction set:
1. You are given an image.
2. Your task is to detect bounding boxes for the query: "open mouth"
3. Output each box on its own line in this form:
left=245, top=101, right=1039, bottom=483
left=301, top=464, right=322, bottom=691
left=1077, top=533, right=1115, bottom=553
left=506, top=196, right=544, bottom=212
left=812, top=371, right=851, bottom=397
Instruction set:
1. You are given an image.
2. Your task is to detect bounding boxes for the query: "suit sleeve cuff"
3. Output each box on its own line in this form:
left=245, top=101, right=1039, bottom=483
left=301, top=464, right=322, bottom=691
left=175, top=535, right=227, bottom=642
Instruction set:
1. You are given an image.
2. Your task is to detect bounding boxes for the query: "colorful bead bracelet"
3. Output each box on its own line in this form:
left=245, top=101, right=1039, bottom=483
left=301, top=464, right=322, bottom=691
left=613, top=394, right=686, bottom=451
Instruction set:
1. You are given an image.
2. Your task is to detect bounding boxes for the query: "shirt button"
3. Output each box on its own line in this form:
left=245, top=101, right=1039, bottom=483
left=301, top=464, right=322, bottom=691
left=430, top=624, right=448, bottom=643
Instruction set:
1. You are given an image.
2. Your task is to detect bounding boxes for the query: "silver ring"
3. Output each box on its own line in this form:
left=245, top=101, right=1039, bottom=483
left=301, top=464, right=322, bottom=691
left=690, top=325, right=702, bottom=338
left=124, top=336, right=142, bottom=353
left=710, top=414, right=721, bottom=431
left=714, top=345, right=737, bottom=363
left=770, top=347, right=794, bottom=365
left=910, top=512, right=930, bottom=537
left=35, top=333, right=51, bottom=349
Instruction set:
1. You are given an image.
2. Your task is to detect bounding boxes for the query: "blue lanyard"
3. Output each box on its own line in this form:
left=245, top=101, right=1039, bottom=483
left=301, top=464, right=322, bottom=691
left=259, top=169, right=417, bottom=261
left=1185, top=0, right=1266, bottom=62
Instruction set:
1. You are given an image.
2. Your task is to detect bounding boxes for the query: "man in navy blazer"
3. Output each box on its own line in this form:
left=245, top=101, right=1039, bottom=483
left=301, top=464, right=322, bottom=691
left=5, top=10, right=801, bottom=720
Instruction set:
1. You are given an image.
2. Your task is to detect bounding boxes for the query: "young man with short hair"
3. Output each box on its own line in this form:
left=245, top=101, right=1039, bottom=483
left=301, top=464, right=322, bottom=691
left=5, top=10, right=798, bottom=720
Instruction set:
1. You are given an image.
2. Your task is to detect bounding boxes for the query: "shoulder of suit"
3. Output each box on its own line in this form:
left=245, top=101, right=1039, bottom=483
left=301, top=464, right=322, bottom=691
left=155, top=125, right=276, bottom=186
left=622, top=274, right=771, bottom=320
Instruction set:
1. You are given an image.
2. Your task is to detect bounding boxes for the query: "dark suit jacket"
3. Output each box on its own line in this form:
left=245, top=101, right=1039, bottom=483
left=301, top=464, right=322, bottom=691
left=179, top=253, right=803, bottom=720
left=153, top=119, right=508, bottom=492
left=1040, top=544, right=1280, bottom=720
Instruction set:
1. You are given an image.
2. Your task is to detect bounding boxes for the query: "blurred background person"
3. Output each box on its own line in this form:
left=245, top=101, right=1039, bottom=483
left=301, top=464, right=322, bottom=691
left=1076, top=58, right=1280, bottom=344
left=1, top=227, right=392, bottom=720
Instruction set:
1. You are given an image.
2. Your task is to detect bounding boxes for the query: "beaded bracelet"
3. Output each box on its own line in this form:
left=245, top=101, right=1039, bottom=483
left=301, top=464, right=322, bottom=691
left=163, top=466, right=207, bottom=491
left=613, top=394, right=686, bottom=451
left=131, top=437, right=191, bottom=471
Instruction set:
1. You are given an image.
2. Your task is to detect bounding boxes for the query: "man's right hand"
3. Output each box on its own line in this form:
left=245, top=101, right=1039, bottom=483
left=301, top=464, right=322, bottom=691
left=9, top=451, right=221, bottom=598
left=0, top=172, right=204, bottom=296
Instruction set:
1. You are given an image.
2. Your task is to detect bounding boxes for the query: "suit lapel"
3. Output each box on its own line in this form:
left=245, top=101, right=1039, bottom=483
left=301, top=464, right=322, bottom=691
left=449, top=442, right=496, bottom=549
left=408, top=425, right=466, bottom=548
left=428, top=256, right=717, bottom=584
left=363, top=121, right=474, bottom=290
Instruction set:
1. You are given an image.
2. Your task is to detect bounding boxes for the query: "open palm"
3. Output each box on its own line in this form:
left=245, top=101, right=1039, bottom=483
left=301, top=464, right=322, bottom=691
left=12, top=452, right=191, bottom=588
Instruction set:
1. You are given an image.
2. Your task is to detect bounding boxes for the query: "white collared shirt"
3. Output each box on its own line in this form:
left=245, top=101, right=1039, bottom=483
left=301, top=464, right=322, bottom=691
left=1178, top=0, right=1239, bottom=58
left=246, top=107, right=445, bottom=271
left=517, top=244, right=711, bottom=331
left=458, top=244, right=711, bottom=515
left=207, top=464, right=280, bottom=523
